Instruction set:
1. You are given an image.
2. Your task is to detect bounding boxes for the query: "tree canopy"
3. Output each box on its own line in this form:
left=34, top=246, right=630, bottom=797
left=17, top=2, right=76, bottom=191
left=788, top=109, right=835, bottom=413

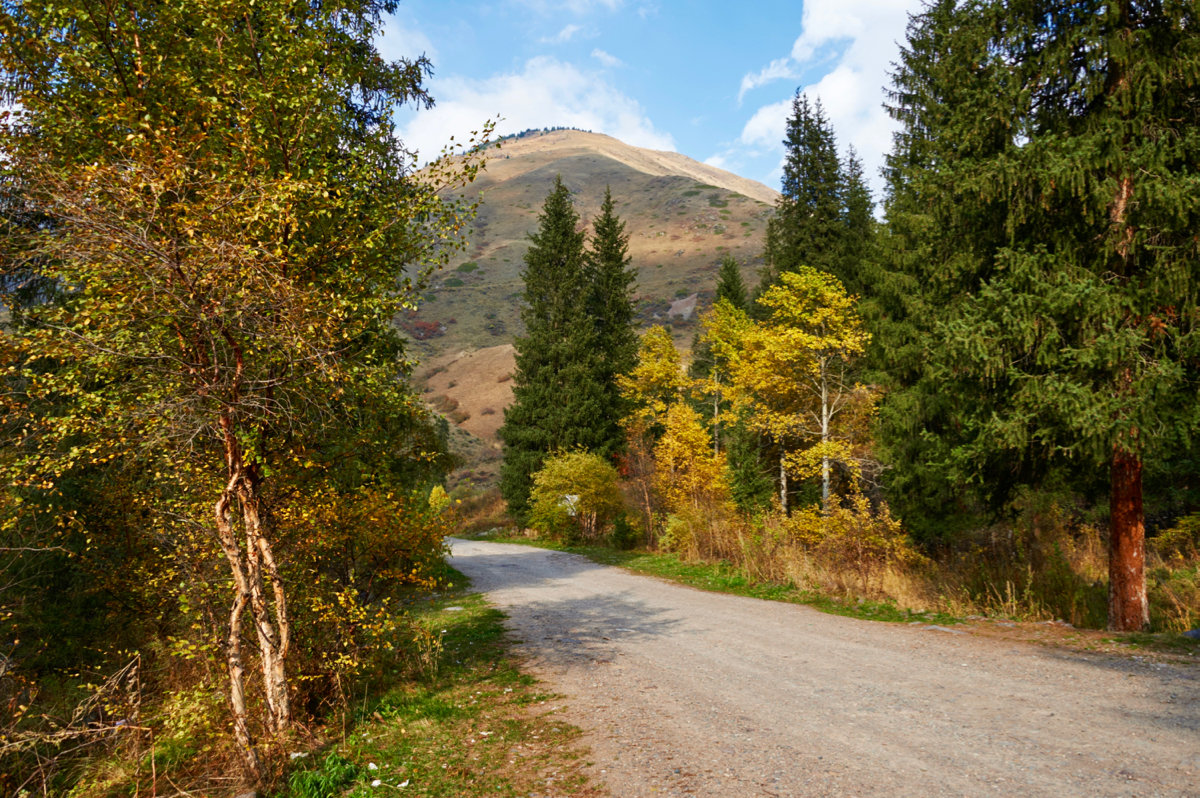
left=875, top=0, right=1200, bottom=630
left=0, top=0, right=483, bottom=779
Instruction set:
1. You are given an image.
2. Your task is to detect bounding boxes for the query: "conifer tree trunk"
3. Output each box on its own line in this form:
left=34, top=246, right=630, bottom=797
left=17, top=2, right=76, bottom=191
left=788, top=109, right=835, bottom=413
left=1109, top=446, right=1148, bottom=631
left=1104, top=0, right=1147, bottom=634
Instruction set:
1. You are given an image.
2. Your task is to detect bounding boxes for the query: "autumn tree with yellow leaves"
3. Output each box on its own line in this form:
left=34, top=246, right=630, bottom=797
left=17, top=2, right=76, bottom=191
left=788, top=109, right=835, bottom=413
left=724, top=268, right=876, bottom=513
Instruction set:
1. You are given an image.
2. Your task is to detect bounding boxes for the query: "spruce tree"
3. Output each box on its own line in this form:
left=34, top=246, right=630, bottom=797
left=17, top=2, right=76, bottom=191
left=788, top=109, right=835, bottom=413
left=714, top=255, right=750, bottom=311
left=585, top=186, right=639, bottom=455
left=759, top=93, right=844, bottom=301
left=499, top=177, right=620, bottom=520
left=880, top=0, right=1200, bottom=630
left=870, top=0, right=978, bottom=537
left=839, top=147, right=875, bottom=298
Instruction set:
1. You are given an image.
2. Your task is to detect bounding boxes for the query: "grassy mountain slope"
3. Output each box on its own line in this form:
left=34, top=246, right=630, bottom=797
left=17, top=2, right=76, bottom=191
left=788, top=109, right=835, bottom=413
left=410, top=130, right=777, bottom=483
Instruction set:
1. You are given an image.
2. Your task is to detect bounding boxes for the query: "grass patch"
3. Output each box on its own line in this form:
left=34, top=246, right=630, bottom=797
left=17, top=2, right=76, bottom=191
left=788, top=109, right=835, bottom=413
left=276, top=572, right=596, bottom=797
left=456, top=261, right=479, bottom=273
left=479, top=535, right=959, bottom=627
left=1101, top=631, right=1200, bottom=656
left=442, top=277, right=464, bottom=288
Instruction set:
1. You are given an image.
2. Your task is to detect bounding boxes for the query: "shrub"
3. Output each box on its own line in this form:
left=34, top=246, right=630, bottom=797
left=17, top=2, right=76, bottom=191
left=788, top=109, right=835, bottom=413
left=785, top=495, right=926, bottom=593
left=1151, top=513, right=1200, bottom=562
left=608, top=514, right=640, bottom=550
left=528, top=452, right=624, bottom=541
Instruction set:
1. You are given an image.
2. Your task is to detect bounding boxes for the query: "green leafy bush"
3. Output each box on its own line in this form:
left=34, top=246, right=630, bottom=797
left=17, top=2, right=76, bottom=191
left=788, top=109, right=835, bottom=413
left=528, top=452, right=624, bottom=541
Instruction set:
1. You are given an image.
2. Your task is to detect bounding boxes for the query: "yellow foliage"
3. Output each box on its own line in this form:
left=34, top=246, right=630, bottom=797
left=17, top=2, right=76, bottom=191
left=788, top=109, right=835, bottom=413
left=784, top=495, right=926, bottom=590
left=724, top=268, right=878, bottom=503
left=653, top=403, right=730, bottom=517
left=618, top=326, right=688, bottom=430
left=528, top=451, right=624, bottom=541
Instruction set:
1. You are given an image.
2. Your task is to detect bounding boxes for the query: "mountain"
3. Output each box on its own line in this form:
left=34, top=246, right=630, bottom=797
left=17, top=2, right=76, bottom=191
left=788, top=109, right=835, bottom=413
left=408, top=129, right=779, bottom=484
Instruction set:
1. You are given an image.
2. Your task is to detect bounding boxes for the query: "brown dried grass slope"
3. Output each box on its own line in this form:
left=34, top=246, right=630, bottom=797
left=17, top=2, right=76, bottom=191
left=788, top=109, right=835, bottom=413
left=410, top=130, right=777, bottom=447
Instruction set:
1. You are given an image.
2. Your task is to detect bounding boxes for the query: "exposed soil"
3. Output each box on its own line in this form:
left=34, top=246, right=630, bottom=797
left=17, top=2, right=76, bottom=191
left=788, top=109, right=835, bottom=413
left=422, top=344, right=515, bottom=444
left=448, top=537, right=1200, bottom=797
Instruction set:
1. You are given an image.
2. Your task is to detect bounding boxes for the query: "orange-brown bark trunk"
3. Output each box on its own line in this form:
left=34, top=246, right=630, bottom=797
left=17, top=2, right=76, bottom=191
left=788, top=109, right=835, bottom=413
left=1108, top=447, right=1149, bottom=631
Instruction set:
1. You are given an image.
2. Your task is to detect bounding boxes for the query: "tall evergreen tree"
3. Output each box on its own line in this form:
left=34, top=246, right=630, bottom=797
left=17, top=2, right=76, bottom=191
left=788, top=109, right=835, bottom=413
left=760, top=93, right=843, bottom=300
left=839, top=147, right=875, bottom=298
left=879, top=0, right=1200, bottom=630
left=585, top=186, right=639, bottom=454
left=499, top=177, right=608, bottom=520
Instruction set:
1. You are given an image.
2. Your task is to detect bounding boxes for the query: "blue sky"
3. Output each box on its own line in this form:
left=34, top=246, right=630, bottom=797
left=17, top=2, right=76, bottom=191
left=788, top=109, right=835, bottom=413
left=382, top=0, right=924, bottom=201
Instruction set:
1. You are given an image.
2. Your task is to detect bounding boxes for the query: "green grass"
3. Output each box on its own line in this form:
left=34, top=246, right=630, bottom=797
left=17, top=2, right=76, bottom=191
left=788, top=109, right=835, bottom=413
left=277, top=572, right=593, bottom=797
left=480, top=535, right=959, bottom=627
left=1101, top=631, right=1200, bottom=656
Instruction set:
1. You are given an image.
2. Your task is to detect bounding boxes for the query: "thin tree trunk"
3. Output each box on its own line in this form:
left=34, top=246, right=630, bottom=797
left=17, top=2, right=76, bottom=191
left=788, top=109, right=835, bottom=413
left=820, top=359, right=831, bottom=513
left=240, top=483, right=291, bottom=734
left=214, top=479, right=262, bottom=782
left=779, top=451, right=788, bottom=516
left=712, top=386, right=721, bottom=455
left=1109, top=446, right=1149, bottom=631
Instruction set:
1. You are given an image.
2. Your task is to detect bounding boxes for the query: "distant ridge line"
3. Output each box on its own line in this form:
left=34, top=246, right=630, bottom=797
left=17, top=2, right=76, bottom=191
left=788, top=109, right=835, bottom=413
left=487, top=129, right=781, bottom=207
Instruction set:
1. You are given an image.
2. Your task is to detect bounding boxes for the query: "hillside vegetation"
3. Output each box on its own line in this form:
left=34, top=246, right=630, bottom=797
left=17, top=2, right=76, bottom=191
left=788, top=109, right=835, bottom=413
left=407, top=130, right=776, bottom=359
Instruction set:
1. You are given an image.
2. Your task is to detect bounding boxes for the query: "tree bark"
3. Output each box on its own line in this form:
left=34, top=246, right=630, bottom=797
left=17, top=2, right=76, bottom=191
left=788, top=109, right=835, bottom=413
left=1108, top=446, right=1149, bottom=631
left=779, top=451, right=789, bottom=516
left=240, top=480, right=291, bottom=734
left=214, top=478, right=262, bottom=782
left=820, top=358, right=831, bottom=513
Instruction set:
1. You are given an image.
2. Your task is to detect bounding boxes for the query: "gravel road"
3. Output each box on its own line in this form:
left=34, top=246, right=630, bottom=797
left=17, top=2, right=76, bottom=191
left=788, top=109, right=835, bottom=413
left=446, top=538, right=1200, bottom=797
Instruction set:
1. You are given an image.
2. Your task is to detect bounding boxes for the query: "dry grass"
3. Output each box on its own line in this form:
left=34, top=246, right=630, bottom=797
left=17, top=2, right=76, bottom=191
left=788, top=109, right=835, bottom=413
left=452, top=488, right=512, bottom=537
left=584, top=494, right=1199, bottom=633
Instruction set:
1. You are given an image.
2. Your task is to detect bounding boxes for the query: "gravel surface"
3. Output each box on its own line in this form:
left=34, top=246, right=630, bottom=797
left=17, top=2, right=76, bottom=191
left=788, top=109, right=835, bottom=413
left=446, top=538, right=1200, bottom=797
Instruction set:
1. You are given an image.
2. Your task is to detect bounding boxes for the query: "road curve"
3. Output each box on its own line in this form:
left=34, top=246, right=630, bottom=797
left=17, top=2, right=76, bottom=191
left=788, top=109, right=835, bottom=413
left=446, top=537, right=1200, bottom=797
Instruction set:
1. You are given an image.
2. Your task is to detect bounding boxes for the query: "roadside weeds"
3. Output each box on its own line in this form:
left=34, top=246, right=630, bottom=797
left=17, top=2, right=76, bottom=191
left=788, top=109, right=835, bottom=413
left=471, top=532, right=1200, bottom=666
left=278, top=573, right=602, bottom=798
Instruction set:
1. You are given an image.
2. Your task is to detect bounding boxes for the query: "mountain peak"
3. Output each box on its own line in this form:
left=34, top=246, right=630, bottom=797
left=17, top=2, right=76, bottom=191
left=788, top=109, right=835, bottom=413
left=485, top=129, right=780, bottom=207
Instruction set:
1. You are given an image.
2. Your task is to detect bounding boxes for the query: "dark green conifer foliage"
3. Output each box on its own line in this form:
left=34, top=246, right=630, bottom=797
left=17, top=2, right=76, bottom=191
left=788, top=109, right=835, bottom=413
left=839, top=147, right=875, bottom=298
left=714, top=255, right=750, bottom=311
left=690, top=255, right=750, bottom=382
left=759, top=93, right=844, bottom=304
left=499, top=177, right=612, bottom=520
left=585, top=186, right=639, bottom=453
left=878, top=0, right=1200, bottom=630
left=870, top=0, right=981, bottom=535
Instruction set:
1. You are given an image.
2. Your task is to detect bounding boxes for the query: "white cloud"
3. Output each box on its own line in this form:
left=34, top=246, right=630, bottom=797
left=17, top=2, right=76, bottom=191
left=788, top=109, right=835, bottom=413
left=543, top=23, right=584, bottom=43
left=738, top=57, right=800, bottom=104
left=398, top=56, right=674, bottom=161
left=376, top=16, right=438, bottom=63
left=729, top=0, right=923, bottom=200
left=591, top=48, right=623, bottom=68
left=738, top=98, right=791, bottom=150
